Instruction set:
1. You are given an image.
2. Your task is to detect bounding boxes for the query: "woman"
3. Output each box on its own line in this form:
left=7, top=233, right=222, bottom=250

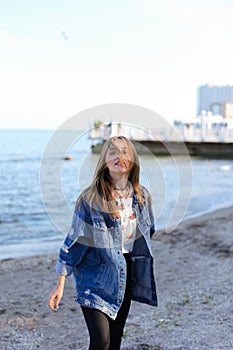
left=49, top=136, right=157, bottom=350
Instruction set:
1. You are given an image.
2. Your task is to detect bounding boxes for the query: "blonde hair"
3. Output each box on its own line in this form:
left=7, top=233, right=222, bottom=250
left=76, top=136, right=146, bottom=217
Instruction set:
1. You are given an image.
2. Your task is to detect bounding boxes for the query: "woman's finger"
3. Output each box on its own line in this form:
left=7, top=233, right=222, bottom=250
left=48, top=293, right=57, bottom=310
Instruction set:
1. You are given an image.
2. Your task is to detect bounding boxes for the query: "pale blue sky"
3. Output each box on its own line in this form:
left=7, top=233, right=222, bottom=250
left=0, top=0, right=233, bottom=129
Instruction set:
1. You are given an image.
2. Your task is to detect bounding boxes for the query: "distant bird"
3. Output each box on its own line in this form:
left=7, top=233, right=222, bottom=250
left=61, top=31, right=69, bottom=41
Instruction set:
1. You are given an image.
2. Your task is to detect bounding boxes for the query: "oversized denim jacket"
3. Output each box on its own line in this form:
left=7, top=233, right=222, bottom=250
left=55, top=188, right=158, bottom=320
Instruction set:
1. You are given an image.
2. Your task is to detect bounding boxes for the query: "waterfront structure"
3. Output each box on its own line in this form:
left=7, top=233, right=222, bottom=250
left=197, top=84, right=233, bottom=118
left=88, top=85, right=233, bottom=157
left=89, top=121, right=233, bottom=157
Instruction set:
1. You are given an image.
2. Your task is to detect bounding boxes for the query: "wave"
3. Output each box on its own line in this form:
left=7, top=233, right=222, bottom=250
left=0, top=211, right=48, bottom=224
left=0, top=149, right=90, bottom=164
left=0, top=157, right=42, bottom=163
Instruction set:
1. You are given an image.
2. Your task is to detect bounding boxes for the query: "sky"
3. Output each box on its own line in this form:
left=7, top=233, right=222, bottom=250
left=0, top=0, right=233, bottom=130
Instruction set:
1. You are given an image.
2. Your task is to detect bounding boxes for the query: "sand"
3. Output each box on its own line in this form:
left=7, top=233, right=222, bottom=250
left=0, top=206, right=233, bottom=350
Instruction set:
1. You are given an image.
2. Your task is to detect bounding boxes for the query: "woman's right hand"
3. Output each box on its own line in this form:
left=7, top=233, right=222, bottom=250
left=48, top=275, right=66, bottom=311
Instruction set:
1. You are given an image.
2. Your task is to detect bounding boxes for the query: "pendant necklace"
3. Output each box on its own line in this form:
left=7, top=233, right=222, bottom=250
left=114, top=185, right=129, bottom=199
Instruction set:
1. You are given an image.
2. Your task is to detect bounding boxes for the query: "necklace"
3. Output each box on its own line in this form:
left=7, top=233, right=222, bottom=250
left=114, top=186, right=130, bottom=201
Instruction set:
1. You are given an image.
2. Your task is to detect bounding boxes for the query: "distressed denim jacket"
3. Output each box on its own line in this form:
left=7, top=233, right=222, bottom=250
left=55, top=188, right=158, bottom=320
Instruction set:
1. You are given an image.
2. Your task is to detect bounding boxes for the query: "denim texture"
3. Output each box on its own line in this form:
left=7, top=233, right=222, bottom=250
left=55, top=188, right=158, bottom=320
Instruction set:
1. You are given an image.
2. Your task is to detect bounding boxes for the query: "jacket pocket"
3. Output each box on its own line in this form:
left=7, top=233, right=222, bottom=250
left=92, top=217, right=111, bottom=249
left=75, top=260, right=112, bottom=298
left=131, top=255, right=152, bottom=287
left=131, top=255, right=157, bottom=306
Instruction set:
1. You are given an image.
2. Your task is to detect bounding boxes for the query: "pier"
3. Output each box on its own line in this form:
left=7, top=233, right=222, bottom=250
left=89, top=121, right=233, bottom=158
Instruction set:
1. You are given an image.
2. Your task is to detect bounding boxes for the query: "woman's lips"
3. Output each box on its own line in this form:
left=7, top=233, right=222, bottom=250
left=115, top=160, right=126, bottom=167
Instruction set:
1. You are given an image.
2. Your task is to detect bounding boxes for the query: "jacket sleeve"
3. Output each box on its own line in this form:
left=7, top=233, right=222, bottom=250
left=149, top=204, right=155, bottom=238
left=142, top=186, right=156, bottom=238
left=55, top=199, right=92, bottom=276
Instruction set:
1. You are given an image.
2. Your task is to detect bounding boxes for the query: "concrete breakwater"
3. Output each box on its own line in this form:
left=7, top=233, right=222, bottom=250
left=92, top=140, right=233, bottom=158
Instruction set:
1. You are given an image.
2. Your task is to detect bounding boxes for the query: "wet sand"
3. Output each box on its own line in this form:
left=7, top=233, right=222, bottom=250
left=0, top=206, right=233, bottom=350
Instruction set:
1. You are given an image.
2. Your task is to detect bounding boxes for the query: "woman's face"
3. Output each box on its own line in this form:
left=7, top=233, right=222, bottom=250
left=105, top=138, right=133, bottom=177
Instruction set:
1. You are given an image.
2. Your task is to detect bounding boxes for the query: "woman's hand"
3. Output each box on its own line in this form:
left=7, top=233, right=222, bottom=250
left=48, top=275, right=66, bottom=311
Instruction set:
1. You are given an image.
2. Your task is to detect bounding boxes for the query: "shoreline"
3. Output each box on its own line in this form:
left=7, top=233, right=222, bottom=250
left=0, top=205, right=233, bottom=349
left=1, top=203, right=233, bottom=262
left=162, top=202, right=233, bottom=234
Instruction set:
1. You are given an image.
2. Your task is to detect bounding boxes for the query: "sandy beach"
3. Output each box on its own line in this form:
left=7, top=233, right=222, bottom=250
left=0, top=206, right=233, bottom=350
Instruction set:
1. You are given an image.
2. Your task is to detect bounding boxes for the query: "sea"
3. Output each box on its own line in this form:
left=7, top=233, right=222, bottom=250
left=1, top=129, right=233, bottom=260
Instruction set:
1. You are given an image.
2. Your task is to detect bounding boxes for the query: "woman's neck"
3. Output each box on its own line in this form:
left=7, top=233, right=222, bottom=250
left=113, top=181, right=129, bottom=191
left=110, top=174, right=129, bottom=190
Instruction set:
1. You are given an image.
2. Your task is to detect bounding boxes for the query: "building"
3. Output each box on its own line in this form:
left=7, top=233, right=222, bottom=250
left=197, top=84, right=233, bottom=118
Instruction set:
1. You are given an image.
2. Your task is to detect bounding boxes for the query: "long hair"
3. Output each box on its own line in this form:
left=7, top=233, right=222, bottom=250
left=76, top=136, right=146, bottom=217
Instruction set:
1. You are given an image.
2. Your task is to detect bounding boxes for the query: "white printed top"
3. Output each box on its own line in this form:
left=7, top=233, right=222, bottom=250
left=115, top=196, right=137, bottom=253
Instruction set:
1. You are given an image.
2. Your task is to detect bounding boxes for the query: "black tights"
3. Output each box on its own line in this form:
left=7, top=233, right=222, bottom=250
left=81, top=254, right=132, bottom=350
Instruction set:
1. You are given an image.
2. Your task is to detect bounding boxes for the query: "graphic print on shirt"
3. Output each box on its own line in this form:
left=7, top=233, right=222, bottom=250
left=115, top=197, right=137, bottom=253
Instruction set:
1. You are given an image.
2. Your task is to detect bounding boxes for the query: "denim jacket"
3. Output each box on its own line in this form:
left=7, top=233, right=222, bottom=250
left=55, top=188, right=158, bottom=320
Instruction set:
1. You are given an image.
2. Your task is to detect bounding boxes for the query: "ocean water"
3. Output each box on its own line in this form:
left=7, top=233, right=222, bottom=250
left=0, top=129, right=233, bottom=260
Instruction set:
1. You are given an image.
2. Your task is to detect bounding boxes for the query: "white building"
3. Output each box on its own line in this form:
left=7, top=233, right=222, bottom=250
left=197, top=84, right=233, bottom=118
